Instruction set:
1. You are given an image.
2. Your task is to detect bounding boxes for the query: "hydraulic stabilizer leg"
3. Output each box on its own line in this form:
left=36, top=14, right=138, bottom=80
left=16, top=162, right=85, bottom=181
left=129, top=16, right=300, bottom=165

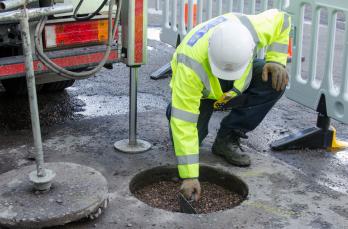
left=114, top=67, right=152, bottom=153
left=0, top=4, right=112, bottom=228
left=20, top=6, right=55, bottom=191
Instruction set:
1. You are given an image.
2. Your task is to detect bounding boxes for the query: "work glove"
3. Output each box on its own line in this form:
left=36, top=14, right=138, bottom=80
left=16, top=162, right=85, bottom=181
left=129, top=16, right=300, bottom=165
left=180, top=178, right=201, bottom=201
left=262, top=62, right=289, bottom=91
left=213, top=91, right=236, bottom=111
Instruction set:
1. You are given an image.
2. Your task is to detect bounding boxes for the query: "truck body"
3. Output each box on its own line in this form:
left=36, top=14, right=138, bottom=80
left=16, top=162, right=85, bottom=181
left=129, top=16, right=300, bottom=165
left=0, top=0, right=147, bottom=94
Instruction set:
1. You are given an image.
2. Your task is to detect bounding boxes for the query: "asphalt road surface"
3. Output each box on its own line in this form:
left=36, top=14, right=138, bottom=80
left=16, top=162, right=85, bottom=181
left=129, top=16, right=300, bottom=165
left=0, top=1, right=347, bottom=228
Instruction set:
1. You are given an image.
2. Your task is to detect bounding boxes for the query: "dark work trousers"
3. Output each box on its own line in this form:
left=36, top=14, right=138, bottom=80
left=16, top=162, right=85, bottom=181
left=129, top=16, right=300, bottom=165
left=166, top=59, right=285, bottom=145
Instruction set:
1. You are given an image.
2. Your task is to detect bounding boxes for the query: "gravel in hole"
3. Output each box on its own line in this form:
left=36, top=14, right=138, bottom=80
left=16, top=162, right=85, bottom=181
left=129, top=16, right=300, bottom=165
left=134, top=180, right=244, bottom=214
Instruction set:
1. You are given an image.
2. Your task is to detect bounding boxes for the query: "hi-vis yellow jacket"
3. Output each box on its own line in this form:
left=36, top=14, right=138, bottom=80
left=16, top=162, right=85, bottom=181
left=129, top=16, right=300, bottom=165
left=170, top=9, right=291, bottom=179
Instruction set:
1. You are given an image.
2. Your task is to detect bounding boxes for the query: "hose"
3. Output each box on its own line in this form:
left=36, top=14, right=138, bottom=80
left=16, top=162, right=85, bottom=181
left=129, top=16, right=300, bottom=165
left=34, top=0, right=122, bottom=80
left=73, top=0, right=108, bottom=21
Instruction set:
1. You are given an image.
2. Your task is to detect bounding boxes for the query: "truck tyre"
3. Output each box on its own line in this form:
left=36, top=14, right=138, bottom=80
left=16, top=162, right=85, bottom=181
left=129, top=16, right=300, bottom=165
left=42, top=80, right=75, bottom=92
left=1, top=77, right=43, bottom=95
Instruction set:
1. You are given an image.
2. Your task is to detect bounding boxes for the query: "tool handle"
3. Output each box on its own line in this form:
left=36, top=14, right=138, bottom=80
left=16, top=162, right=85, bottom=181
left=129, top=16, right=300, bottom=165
left=190, top=193, right=196, bottom=202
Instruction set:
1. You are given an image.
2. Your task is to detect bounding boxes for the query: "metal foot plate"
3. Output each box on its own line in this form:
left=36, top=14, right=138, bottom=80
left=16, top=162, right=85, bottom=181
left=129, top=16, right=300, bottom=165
left=0, top=162, right=108, bottom=229
left=114, top=139, right=152, bottom=154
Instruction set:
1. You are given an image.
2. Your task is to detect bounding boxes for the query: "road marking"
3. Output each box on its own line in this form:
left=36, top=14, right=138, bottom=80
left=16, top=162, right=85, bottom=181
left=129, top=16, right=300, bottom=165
left=244, top=200, right=302, bottom=218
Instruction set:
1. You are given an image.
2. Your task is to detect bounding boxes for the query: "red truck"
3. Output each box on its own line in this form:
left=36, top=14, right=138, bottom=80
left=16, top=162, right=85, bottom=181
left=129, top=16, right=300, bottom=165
left=0, top=0, right=147, bottom=94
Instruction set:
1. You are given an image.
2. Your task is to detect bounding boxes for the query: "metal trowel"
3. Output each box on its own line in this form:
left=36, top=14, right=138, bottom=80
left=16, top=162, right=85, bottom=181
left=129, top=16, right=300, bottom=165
left=178, top=193, right=197, bottom=214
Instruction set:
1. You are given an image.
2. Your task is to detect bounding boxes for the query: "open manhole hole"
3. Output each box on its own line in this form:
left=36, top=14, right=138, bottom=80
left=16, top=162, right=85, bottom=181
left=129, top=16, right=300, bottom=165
left=130, top=165, right=248, bottom=214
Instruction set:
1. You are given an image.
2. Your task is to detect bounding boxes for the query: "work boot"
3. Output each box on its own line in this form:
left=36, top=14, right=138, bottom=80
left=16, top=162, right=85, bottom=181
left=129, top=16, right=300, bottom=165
left=212, top=135, right=251, bottom=166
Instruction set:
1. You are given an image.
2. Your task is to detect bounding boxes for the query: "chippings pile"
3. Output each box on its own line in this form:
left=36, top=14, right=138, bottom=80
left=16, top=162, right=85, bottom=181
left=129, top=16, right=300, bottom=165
left=134, top=180, right=243, bottom=214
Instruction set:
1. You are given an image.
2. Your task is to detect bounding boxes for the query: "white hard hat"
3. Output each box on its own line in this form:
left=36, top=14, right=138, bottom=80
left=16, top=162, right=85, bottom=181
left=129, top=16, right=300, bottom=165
left=208, top=20, right=256, bottom=81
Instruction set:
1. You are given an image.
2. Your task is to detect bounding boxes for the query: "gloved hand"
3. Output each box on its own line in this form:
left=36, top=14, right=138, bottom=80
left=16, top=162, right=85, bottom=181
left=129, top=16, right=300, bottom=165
left=214, top=91, right=236, bottom=111
left=262, top=62, right=289, bottom=91
left=180, top=178, right=201, bottom=201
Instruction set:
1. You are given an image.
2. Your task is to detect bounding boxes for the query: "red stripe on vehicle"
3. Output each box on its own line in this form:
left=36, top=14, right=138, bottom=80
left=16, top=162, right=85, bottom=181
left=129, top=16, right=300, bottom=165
left=134, top=0, right=143, bottom=63
left=0, top=51, right=118, bottom=78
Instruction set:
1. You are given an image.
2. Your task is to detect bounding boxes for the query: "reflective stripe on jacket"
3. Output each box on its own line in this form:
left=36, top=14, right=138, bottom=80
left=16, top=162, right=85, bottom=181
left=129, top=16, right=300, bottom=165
left=170, top=9, right=291, bottom=179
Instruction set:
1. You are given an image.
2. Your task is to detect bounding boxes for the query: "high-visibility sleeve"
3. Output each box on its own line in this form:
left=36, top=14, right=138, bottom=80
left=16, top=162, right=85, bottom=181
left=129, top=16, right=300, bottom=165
left=248, top=9, right=291, bottom=66
left=170, top=62, right=204, bottom=179
left=265, top=12, right=291, bottom=66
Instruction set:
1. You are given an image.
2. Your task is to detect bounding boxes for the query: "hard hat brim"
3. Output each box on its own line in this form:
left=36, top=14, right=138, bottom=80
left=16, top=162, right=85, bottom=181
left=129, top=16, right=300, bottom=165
left=209, top=54, right=251, bottom=81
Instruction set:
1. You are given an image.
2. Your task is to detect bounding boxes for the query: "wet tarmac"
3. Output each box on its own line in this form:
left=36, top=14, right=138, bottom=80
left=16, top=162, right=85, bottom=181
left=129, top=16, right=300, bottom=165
left=0, top=3, right=347, bottom=229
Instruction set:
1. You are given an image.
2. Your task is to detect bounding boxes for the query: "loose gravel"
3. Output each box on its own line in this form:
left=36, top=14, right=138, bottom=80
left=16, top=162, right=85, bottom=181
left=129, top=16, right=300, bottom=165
left=134, top=180, right=244, bottom=214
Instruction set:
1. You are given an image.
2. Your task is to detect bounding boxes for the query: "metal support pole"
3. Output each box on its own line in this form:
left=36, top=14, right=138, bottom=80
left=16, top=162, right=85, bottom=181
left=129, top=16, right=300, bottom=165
left=20, top=10, right=45, bottom=177
left=114, top=67, right=152, bottom=153
left=0, top=3, right=112, bottom=228
left=19, top=4, right=56, bottom=191
left=129, top=67, right=138, bottom=146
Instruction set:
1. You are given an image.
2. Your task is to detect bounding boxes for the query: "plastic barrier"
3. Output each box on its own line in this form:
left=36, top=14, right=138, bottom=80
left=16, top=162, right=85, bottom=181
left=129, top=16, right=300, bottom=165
left=155, top=0, right=160, bottom=10
left=271, top=0, right=348, bottom=150
left=185, top=0, right=197, bottom=26
left=160, top=0, right=289, bottom=48
left=286, top=0, right=347, bottom=124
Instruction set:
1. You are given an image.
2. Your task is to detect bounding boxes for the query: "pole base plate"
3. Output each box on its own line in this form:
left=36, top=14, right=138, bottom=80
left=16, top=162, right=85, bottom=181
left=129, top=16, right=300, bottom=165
left=0, top=162, right=108, bottom=229
left=29, top=169, right=56, bottom=191
left=114, top=139, right=152, bottom=154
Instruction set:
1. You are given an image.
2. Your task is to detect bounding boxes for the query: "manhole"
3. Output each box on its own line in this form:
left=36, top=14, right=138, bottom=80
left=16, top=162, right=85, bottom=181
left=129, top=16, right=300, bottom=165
left=130, top=165, right=248, bottom=214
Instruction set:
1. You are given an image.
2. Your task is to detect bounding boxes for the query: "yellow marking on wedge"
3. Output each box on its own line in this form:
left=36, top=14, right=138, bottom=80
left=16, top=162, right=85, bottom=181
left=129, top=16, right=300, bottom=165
left=329, top=127, right=348, bottom=151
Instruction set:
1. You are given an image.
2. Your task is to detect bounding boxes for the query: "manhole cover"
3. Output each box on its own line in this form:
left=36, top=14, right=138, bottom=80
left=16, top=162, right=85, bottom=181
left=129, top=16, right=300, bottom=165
left=130, top=165, right=248, bottom=214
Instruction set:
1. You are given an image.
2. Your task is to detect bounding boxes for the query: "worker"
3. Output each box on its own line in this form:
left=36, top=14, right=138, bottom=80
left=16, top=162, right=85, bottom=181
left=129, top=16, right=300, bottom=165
left=166, top=9, right=291, bottom=201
